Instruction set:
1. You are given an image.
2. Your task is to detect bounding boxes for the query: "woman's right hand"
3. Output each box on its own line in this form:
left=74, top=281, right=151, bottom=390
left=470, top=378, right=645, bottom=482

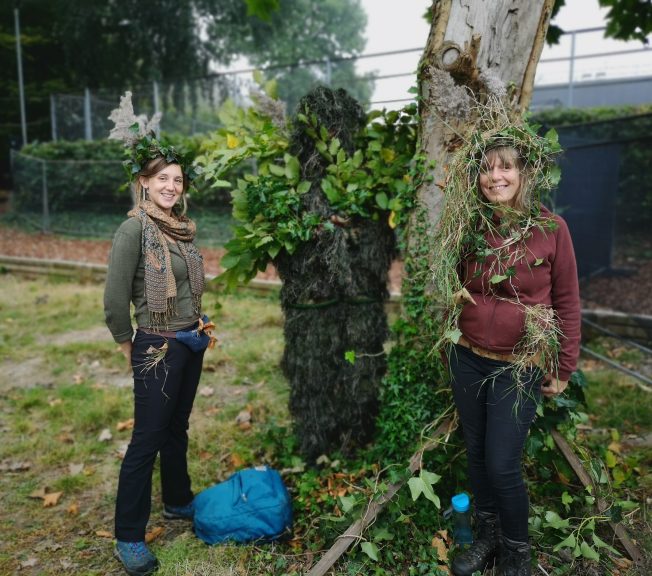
left=118, top=340, right=133, bottom=371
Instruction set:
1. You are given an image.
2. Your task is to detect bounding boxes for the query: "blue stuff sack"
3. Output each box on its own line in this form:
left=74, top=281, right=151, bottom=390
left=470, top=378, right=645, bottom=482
left=176, top=315, right=211, bottom=353
left=193, top=466, right=293, bottom=544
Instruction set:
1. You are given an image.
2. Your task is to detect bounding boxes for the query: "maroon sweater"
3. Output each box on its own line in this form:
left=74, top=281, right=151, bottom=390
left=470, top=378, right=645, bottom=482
left=457, top=205, right=581, bottom=380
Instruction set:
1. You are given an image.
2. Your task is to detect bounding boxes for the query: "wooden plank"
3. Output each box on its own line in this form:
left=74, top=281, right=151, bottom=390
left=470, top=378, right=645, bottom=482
left=551, top=429, right=643, bottom=564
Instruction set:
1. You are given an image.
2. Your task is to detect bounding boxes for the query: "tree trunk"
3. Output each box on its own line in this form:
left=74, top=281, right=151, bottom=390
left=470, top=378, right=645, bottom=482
left=416, top=0, right=555, bottom=224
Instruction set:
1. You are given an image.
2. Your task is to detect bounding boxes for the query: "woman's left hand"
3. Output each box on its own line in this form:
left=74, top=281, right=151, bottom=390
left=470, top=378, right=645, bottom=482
left=541, top=374, right=568, bottom=397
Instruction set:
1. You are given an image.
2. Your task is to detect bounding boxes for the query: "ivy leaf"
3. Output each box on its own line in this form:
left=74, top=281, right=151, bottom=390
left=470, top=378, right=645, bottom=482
left=544, top=510, right=570, bottom=530
left=553, top=533, right=576, bottom=552
left=490, top=274, right=507, bottom=284
left=592, top=533, right=618, bottom=554
left=407, top=477, right=424, bottom=501
left=361, top=541, right=379, bottom=562
left=580, top=541, right=600, bottom=561
left=344, top=350, right=356, bottom=364
left=561, top=491, right=573, bottom=510
left=339, top=495, right=357, bottom=513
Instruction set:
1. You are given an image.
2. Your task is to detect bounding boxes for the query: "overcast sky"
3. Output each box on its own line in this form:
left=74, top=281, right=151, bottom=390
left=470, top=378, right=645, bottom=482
left=356, top=0, right=651, bottom=107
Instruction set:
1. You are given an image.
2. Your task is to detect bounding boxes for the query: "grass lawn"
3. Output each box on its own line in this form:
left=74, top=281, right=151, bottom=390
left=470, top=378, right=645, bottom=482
left=0, top=273, right=650, bottom=575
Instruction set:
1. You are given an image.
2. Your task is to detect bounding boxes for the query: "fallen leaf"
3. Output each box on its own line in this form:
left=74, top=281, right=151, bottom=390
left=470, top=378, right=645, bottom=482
left=68, top=463, right=84, bottom=475
left=20, top=558, right=38, bottom=569
left=95, top=530, right=113, bottom=538
left=98, top=428, right=113, bottom=442
left=29, top=487, right=47, bottom=499
left=73, top=373, right=84, bottom=385
left=436, top=566, right=451, bottom=574
left=437, top=529, right=450, bottom=543
left=67, top=502, right=79, bottom=515
left=145, top=526, right=164, bottom=543
left=204, top=407, right=221, bottom=416
left=49, top=398, right=63, bottom=407
left=238, top=421, right=252, bottom=431
left=431, top=535, right=448, bottom=562
left=91, top=382, right=107, bottom=390
left=608, top=441, right=622, bottom=454
left=43, top=491, right=63, bottom=507
left=230, top=453, right=245, bottom=469
left=199, top=451, right=213, bottom=461
left=199, top=386, right=214, bottom=397
left=116, top=419, right=134, bottom=431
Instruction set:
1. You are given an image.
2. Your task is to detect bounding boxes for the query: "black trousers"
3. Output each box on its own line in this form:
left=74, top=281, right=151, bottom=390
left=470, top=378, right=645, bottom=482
left=115, top=330, right=204, bottom=542
left=449, top=344, right=541, bottom=542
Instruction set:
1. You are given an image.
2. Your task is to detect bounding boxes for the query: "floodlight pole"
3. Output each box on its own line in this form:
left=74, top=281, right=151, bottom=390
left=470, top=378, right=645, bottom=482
left=14, top=7, right=28, bottom=146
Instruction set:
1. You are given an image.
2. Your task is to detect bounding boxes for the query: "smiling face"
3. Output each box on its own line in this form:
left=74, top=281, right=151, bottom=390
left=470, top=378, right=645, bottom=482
left=139, top=163, right=184, bottom=215
left=478, top=148, right=522, bottom=208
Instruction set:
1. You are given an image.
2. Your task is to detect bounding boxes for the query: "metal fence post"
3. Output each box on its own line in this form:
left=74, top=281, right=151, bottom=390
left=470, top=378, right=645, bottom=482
left=41, top=160, right=50, bottom=233
left=50, top=94, right=58, bottom=142
left=84, top=88, right=93, bottom=141
left=568, top=31, right=577, bottom=108
left=153, top=80, right=161, bottom=137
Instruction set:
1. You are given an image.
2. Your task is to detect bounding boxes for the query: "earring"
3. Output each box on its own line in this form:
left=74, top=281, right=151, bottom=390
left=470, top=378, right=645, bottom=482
left=143, top=187, right=149, bottom=199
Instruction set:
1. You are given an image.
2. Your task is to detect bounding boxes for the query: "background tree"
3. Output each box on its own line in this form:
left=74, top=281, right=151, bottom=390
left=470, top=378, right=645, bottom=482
left=204, top=0, right=373, bottom=112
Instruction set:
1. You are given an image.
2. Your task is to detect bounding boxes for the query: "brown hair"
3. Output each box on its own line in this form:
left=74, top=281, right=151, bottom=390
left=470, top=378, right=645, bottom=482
left=135, top=157, right=189, bottom=216
left=479, top=146, right=533, bottom=212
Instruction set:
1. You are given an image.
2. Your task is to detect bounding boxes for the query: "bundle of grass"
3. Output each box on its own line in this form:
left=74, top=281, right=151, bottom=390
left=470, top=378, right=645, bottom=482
left=276, top=86, right=396, bottom=461
left=431, top=97, right=563, bottom=386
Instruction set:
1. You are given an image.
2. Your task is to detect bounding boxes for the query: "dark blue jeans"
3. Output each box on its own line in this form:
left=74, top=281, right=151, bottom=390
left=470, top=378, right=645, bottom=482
left=115, top=330, right=204, bottom=542
left=449, top=344, right=541, bottom=542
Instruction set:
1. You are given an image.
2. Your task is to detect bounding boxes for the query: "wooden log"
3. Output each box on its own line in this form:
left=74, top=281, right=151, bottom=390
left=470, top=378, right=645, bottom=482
left=551, top=429, right=643, bottom=564
left=306, top=416, right=456, bottom=576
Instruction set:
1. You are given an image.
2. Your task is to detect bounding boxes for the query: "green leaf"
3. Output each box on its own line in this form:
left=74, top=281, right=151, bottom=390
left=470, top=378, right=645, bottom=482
left=328, top=138, right=341, bottom=156
left=605, top=450, right=617, bottom=468
left=553, top=533, right=576, bottom=552
left=592, top=533, right=618, bottom=554
left=534, top=258, right=544, bottom=266
left=421, top=470, right=441, bottom=486
left=361, top=541, right=379, bottom=562
left=268, top=164, right=285, bottom=177
left=445, top=328, right=463, bottom=344
left=544, top=510, right=570, bottom=530
left=375, top=192, right=389, bottom=210
left=297, top=180, right=311, bottom=195
left=372, top=527, right=394, bottom=541
left=580, top=541, right=600, bottom=561
left=344, top=350, right=356, bottom=364
left=339, top=495, right=357, bottom=513
left=219, top=252, right=241, bottom=270
left=490, top=274, right=508, bottom=284
left=407, top=477, right=424, bottom=501
left=284, top=155, right=301, bottom=182
left=211, top=179, right=232, bottom=188
left=561, top=492, right=573, bottom=507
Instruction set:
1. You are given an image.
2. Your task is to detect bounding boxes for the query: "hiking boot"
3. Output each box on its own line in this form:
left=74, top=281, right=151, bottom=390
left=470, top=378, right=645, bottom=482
left=114, top=540, right=159, bottom=576
left=451, top=510, right=500, bottom=576
left=162, top=500, right=194, bottom=520
left=496, top=536, right=531, bottom=576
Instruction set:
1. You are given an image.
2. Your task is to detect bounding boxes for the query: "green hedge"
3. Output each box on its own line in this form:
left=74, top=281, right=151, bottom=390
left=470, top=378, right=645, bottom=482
left=11, top=134, right=228, bottom=214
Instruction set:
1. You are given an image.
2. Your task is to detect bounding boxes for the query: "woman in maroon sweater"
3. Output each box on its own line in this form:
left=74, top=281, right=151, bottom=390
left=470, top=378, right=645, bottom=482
left=449, top=145, right=580, bottom=576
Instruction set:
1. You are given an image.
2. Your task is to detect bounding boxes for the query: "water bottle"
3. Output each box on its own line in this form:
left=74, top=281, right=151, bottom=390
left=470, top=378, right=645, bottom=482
left=451, top=493, right=473, bottom=545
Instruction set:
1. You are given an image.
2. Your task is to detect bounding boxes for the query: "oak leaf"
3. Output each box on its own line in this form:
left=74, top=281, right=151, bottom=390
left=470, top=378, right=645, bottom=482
left=145, top=526, right=164, bottom=543
left=67, top=502, right=79, bottom=515
left=431, top=535, right=449, bottom=562
left=43, top=491, right=63, bottom=507
left=95, top=530, right=113, bottom=538
left=116, top=419, right=134, bottom=431
left=199, top=386, right=215, bottom=397
left=98, top=428, right=113, bottom=442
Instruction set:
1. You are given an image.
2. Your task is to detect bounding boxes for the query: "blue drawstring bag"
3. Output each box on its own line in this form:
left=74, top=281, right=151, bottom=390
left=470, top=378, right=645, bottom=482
left=193, top=466, right=293, bottom=545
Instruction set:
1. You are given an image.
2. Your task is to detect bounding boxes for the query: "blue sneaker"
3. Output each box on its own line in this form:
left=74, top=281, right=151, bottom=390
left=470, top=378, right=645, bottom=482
left=162, top=500, right=194, bottom=520
left=114, top=540, right=158, bottom=576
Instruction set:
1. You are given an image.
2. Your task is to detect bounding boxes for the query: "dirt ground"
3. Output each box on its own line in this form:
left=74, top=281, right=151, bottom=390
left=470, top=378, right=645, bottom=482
left=1, top=226, right=651, bottom=315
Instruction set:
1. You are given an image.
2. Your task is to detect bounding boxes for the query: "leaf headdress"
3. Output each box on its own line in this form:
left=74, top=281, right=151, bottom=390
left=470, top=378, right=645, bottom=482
left=107, top=91, right=198, bottom=182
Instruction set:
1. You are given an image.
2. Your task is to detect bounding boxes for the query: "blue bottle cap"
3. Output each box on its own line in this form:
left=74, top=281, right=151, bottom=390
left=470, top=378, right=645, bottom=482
left=451, top=493, right=470, bottom=513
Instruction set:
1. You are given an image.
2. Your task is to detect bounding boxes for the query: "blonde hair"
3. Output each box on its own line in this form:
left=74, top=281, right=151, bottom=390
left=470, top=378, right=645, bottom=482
left=135, top=157, right=189, bottom=216
left=479, top=146, right=533, bottom=213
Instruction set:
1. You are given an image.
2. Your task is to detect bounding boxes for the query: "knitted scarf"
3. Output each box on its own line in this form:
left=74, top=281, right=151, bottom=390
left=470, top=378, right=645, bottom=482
left=128, top=201, right=204, bottom=329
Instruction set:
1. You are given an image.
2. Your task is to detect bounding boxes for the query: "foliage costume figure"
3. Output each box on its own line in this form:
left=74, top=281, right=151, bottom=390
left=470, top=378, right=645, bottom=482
left=277, top=87, right=396, bottom=461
